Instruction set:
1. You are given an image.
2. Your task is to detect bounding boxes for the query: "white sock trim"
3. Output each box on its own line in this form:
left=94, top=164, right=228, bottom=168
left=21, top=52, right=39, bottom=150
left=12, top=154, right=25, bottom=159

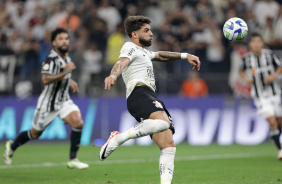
left=72, top=128, right=82, bottom=132
left=270, top=129, right=280, bottom=136
left=27, top=130, right=33, bottom=140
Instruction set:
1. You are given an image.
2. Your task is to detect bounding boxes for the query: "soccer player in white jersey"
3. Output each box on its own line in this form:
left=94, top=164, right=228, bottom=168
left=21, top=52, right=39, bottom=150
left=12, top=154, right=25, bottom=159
left=99, top=16, right=201, bottom=184
left=239, top=33, right=282, bottom=160
left=4, top=28, right=89, bottom=169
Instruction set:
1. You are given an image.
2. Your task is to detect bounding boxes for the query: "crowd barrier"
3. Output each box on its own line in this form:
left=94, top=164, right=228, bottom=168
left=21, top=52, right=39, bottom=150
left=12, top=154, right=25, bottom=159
left=0, top=96, right=273, bottom=146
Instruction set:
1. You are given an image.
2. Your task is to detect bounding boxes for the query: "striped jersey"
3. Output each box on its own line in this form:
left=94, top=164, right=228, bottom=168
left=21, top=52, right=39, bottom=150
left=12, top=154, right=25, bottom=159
left=240, top=49, right=282, bottom=99
left=37, top=49, right=72, bottom=111
left=119, top=42, right=156, bottom=98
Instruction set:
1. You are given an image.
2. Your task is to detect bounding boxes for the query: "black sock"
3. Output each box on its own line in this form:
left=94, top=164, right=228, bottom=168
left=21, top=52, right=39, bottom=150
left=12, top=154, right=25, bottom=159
left=70, top=128, right=82, bottom=160
left=270, top=129, right=281, bottom=150
left=11, top=130, right=32, bottom=151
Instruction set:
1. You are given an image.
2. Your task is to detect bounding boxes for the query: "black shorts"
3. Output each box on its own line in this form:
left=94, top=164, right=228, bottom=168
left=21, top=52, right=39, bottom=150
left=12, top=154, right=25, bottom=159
left=127, top=86, right=175, bottom=134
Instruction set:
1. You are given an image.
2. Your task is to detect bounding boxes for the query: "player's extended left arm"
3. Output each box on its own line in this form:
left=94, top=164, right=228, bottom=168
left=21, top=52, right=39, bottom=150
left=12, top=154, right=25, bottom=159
left=152, top=52, right=201, bottom=71
left=264, top=66, right=282, bottom=84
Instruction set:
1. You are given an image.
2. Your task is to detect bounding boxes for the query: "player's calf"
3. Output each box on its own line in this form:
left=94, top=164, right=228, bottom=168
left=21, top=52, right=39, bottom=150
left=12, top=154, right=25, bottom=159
left=159, top=147, right=176, bottom=184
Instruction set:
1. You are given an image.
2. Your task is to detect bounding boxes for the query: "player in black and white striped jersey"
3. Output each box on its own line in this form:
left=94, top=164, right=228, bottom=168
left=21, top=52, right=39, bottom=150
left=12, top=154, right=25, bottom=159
left=4, top=28, right=89, bottom=169
left=39, top=49, right=72, bottom=112
left=239, top=33, right=282, bottom=160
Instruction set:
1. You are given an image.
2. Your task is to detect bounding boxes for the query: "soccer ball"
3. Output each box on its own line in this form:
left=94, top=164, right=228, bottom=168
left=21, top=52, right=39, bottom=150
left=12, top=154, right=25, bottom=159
left=223, top=17, right=248, bottom=42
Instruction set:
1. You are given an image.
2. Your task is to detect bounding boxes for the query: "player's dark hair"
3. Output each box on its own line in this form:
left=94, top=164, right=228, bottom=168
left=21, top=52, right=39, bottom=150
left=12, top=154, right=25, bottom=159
left=124, top=16, right=151, bottom=38
left=250, top=32, right=263, bottom=40
left=51, top=28, right=69, bottom=42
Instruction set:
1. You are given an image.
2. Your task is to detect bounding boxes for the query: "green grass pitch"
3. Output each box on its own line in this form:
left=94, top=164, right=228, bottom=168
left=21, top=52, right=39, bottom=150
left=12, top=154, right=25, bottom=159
left=0, top=142, right=281, bottom=184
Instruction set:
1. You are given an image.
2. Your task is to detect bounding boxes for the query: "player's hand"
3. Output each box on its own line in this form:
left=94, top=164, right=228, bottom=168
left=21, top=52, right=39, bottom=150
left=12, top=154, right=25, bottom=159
left=187, top=54, right=201, bottom=71
left=104, top=75, right=116, bottom=90
left=64, top=62, right=76, bottom=74
left=264, top=74, right=276, bottom=84
left=245, top=78, right=254, bottom=85
left=70, top=80, right=79, bottom=93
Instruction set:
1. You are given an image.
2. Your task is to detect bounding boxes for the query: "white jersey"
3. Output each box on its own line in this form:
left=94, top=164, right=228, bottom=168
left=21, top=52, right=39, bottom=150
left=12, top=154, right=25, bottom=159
left=119, top=42, right=156, bottom=98
left=37, top=49, right=72, bottom=111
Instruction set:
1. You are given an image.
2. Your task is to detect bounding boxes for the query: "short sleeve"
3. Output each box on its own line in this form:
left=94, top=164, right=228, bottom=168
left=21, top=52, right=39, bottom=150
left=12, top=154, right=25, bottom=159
left=240, top=56, right=247, bottom=71
left=41, top=57, right=55, bottom=74
left=272, top=53, right=282, bottom=68
left=148, top=50, right=156, bottom=60
left=119, top=43, right=136, bottom=61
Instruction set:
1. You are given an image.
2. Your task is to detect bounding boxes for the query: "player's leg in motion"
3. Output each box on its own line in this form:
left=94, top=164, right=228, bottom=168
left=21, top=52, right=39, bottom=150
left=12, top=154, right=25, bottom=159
left=151, top=111, right=176, bottom=184
left=4, top=128, right=42, bottom=165
left=276, top=117, right=282, bottom=159
left=277, top=117, right=282, bottom=135
left=267, top=116, right=282, bottom=159
left=63, top=111, right=89, bottom=169
left=99, top=112, right=170, bottom=161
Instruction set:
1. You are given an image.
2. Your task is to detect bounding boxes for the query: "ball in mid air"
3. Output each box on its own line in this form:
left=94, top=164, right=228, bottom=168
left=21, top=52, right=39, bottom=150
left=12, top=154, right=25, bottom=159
left=223, top=17, right=248, bottom=42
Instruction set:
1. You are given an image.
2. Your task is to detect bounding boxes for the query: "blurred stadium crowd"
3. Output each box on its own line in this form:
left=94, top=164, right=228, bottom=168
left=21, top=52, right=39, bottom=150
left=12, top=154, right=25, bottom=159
left=1, top=0, right=282, bottom=98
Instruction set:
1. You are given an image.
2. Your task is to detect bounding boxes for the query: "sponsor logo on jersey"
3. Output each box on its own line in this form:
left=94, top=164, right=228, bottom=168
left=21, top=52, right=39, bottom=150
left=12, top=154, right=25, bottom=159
left=127, top=48, right=135, bottom=56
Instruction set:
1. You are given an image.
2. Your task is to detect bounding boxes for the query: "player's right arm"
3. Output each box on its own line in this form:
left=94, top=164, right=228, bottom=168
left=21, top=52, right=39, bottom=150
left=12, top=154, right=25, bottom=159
left=42, top=62, right=76, bottom=85
left=105, top=57, right=130, bottom=90
left=239, top=70, right=254, bottom=85
left=239, top=56, right=253, bottom=85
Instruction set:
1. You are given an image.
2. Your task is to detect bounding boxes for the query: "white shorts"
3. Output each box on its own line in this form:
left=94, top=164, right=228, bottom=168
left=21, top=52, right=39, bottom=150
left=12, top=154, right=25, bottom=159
left=32, top=100, right=80, bottom=131
left=254, top=95, right=282, bottom=119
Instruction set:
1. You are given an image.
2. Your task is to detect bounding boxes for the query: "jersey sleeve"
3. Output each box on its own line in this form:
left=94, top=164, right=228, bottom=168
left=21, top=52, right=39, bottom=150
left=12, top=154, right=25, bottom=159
left=239, top=56, right=247, bottom=71
left=148, top=50, right=156, bottom=60
left=41, top=57, right=55, bottom=74
left=119, top=43, right=136, bottom=61
left=272, top=53, right=282, bottom=68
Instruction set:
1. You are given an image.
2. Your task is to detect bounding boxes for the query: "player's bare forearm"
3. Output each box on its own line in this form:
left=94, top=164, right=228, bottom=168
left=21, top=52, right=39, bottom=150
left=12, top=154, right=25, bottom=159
left=264, top=66, right=282, bottom=84
left=274, top=66, right=282, bottom=77
left=239, top=70, right=248, bottom=80
left=105, top=57, right=130, bottom=90
left=152, top=52, right=181, bottom=62
left=153, top=52, right=201, bottom=70
left=109, top=57, right=130, bottom=79
left=42, top=62, right=75, bottom=85
left=110, top=62, right=123, bottom=79
left=42, top=72, right=68, bottom=85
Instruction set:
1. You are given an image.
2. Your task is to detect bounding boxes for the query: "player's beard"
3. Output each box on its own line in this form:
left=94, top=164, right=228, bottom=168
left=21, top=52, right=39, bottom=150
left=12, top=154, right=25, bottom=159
left=139, top=37, right=152, bottom=47
left=57, top=45, right=68, bottom=54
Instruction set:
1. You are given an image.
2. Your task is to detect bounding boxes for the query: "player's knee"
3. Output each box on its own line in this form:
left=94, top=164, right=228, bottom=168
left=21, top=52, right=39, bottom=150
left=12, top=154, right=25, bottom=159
left=260, top=109, right=274, bottom=119
left=72, top=119, right=84, bottom=129
left=269, top=122, right=278, bottom=130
